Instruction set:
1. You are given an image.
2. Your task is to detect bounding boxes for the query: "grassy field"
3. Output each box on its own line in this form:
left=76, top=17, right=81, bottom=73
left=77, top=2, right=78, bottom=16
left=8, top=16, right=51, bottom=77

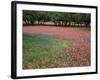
left=23, top=34, right=71, bottom=69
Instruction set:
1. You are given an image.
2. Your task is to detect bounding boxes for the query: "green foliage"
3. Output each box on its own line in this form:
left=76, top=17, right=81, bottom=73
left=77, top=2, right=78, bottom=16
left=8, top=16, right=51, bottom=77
left=23, top=10, right=90, bottom=27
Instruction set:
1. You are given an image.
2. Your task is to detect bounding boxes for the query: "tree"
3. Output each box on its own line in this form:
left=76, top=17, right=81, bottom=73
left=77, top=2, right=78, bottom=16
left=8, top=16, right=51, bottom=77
left=23, top=10, right=90, bottom=27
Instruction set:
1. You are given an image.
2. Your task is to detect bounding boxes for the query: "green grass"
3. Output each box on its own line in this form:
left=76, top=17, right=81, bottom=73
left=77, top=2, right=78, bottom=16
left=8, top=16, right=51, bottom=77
left=23, top=34, right=71, bottom=69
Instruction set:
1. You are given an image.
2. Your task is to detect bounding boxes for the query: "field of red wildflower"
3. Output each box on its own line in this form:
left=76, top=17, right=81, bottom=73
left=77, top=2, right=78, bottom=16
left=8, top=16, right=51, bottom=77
left=23, top=26, right=90, bottom=69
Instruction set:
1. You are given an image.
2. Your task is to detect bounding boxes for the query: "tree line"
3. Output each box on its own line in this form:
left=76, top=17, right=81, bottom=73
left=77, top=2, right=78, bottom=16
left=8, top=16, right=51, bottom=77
left=23, top=10, right=91, bottom=27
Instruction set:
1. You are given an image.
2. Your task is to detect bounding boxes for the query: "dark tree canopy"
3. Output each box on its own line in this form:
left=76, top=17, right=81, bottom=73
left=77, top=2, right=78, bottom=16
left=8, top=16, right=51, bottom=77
left=23, top=10, right=91, bottom=27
